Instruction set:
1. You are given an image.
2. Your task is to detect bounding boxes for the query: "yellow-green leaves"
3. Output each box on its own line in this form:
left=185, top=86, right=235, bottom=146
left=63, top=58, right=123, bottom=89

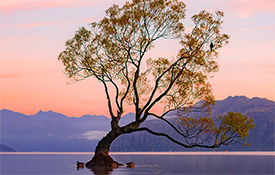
left=176, top=111, right=254, bottom=147
left=212, top=112, right=255, bottom=146
left=58, top=27, right=93, bottom=80
left=217, top=112, right=255, bottom=140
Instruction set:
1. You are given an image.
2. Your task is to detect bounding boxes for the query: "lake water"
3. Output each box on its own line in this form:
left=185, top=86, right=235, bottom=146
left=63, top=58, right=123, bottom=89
left=0, top=152, right=274, bottom=175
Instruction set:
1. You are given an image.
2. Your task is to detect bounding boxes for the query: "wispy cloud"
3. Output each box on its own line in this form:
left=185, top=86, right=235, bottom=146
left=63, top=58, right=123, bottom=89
left=12, top=18, right=95, bottom=29
left=56, top=18, right=96, bottom=28
left=0, top=0, right=104, bottom=14
left=16, top=21, right=53, bottom=29
left=0, top=36, right=47, bottom=42
left=0, top=65, right=59, bottom=79
left=81, top=130, right=108, bottom=140
left=0, top=74, right=21, bottom=79
left=228, top=0, right=275, bottom=18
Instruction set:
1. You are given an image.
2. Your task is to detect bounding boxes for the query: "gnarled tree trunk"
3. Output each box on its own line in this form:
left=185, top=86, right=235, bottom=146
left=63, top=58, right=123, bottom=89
left=85, top=129, right=121, bottom=168
left=85, top=118, right=140, bottom=168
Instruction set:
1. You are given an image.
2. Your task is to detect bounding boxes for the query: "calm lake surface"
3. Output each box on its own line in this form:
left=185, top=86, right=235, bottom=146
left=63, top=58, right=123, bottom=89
left=0, top=152, right=274, bottom=175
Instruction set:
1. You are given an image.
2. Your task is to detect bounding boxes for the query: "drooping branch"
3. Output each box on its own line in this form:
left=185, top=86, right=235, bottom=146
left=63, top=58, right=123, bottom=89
left=148, top=111, right=213, bottom=146
left=129, top=127, right=218, bottom=149
left=130, top=111, right=254, bottom=149
left=148, top=112, right=187, bottom=138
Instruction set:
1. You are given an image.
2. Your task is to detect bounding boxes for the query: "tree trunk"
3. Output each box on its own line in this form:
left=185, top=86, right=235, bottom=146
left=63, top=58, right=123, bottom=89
left=85, top=119, right=140, bottom=169
left=85, top=129, right=121, bottom=168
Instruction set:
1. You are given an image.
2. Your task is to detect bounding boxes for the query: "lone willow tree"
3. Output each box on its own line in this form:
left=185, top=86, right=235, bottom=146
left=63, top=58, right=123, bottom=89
left=58, top=0, right=254, bottom=168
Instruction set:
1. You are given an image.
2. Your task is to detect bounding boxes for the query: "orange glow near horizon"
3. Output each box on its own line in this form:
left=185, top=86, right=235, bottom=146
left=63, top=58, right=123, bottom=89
left=0, top=0, right=274, bottom=117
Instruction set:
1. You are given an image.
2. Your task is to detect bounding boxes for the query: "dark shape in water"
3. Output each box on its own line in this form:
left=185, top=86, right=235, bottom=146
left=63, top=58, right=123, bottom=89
left=76, top=161, right=84, bottom=170
left=90, top=166, right=114, bottom=175
left=126, top=161, right=135, bottom=168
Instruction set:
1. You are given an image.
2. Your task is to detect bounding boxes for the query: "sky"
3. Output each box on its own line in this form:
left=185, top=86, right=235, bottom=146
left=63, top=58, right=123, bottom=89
left=0, top=0, right=274, bottom=117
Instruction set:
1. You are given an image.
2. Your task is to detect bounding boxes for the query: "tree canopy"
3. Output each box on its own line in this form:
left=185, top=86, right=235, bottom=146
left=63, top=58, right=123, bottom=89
left=58, top=0, right=254, bottom=167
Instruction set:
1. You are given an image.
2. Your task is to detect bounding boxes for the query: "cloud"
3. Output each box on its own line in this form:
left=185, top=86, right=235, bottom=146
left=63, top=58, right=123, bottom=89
left=57, top=18, right=96, bottom=28
left=16, top=22, right=53, bottom=29
left=228, top=0, right=275, bottom=18
left=0, top=74, right=21, bottom=79
left=12, top=18, right=95, bottom=30
left=0, top=36, right=47, bottom=42
left=0, top=0, right=105, bottom=14
left=81, top=130, right=108, bottom=140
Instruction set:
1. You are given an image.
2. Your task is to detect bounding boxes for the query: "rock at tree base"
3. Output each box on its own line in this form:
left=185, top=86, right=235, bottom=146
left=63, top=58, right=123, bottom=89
left=85, top=154, right=122, bottom=169
left=77, top=161, right=84, bottom=169
left=126, top=162, right=135, bottom=168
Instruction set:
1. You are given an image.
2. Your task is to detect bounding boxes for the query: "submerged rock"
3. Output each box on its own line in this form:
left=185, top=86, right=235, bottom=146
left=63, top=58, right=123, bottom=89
left=126, top=162, right=135, bottom=168
left=77, top=161, right=84, bottom=169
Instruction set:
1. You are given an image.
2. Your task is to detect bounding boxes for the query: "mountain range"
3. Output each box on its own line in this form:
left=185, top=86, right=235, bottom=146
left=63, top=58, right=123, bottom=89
left=0, top=96, right=274, bottom=152
left=112, top=96, right=275, bottom=151
left=0, top=144, right=16, bottom=152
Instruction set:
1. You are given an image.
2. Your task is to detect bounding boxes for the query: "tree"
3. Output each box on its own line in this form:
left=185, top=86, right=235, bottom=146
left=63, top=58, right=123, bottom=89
left=58, top=0, right=254, bottom=168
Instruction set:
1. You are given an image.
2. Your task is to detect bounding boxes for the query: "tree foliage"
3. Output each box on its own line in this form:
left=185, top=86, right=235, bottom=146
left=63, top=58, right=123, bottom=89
left=175, top=111, right=255, bottom=148
left=58, top=0, right=254, bottom=150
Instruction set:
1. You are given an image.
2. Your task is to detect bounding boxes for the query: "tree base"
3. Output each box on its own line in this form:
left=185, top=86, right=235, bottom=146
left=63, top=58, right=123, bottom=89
left=85, top=153, right=122, bottom=169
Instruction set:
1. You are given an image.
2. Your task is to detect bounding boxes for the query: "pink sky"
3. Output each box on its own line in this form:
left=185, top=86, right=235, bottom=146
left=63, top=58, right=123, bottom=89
left=0, top=0, right=274, bottom=117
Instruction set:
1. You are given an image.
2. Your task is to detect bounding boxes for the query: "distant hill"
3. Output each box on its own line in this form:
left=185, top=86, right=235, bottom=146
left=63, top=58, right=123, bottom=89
left=0, top=96, right=274, bottom=152
left=0, top=144, right=16, bottom=152
left=0, top=109, right=111, bottom=152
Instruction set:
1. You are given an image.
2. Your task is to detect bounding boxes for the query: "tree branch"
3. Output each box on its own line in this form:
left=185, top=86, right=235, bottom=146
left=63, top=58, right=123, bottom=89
left=130, top=127, right=220, bottom=149
left=102, top=80, right=115, bottom=119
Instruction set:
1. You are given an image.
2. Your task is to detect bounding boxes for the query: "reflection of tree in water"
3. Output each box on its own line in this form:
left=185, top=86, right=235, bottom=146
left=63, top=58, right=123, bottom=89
left=76, top=164, right=114, bottom=175
left=76, top=160, right=115, bottom=175
left=89, top=166, right=114, bottom=175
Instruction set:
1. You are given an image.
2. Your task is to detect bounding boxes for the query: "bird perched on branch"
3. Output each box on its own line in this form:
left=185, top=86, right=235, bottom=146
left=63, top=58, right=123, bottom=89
left=210, top=42, right=214, bottom=52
